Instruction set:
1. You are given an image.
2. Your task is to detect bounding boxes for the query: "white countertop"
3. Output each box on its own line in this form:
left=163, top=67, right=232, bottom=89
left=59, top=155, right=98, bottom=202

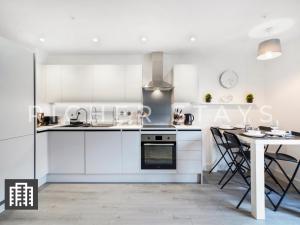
left=37, top=124, right=202, bottom=132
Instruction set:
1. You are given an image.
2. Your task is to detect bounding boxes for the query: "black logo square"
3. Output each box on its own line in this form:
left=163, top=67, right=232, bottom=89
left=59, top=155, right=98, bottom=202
left=5, top=179, right=38, bottom=210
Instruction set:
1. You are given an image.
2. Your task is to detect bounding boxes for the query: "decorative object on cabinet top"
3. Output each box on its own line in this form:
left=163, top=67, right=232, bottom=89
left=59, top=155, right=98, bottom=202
left=204, top=93, right=212, bottom=103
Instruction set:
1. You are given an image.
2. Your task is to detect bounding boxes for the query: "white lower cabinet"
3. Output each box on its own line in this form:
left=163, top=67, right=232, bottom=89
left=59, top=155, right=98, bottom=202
left=48, top=132, right=85, bottom=174
left=46, top=130, right=202, bottom=182
left=122, top=131, right=140, bottom=173
left=36, top=132, right=48, bottom=180
left=85, top=131, right=122, bottom=174
left=177, top=131, right=202, bottom=174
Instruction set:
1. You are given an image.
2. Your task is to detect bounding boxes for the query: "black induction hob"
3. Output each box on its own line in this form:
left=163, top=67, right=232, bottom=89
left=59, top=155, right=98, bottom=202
left=142, top=124, right=176, bottom=128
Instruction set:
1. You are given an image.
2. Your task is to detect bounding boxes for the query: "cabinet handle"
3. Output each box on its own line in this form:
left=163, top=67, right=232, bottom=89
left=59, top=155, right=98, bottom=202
left=143, top=143, right=175, bottom=146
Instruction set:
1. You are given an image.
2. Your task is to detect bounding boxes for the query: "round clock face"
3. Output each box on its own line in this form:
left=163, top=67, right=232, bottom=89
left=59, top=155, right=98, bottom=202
left=219, top=70, right=239, bottom=89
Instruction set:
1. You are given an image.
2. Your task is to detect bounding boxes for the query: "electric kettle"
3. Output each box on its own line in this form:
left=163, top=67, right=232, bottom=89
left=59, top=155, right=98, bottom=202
left=184, top=113, right=194, bottom=125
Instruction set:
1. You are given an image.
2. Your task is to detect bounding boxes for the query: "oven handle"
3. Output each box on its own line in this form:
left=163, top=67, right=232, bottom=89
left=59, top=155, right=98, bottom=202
left=143, top=143, right=175, bottom=146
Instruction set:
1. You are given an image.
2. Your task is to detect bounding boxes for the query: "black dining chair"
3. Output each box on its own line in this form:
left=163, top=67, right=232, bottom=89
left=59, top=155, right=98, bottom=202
left=209, top=127, right=235, bottom=175
left=222, top=132, right=275, bottom=209
left=264, top=131, right=300, bottom=211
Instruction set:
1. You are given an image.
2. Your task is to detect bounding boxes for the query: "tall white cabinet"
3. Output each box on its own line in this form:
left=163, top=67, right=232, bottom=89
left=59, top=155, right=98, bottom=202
left=0, top=37, right=34, bottom=209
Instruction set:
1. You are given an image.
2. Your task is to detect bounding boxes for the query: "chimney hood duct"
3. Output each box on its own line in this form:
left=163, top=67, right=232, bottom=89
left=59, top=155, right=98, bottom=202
left=143, top=52, right=173, bottom=91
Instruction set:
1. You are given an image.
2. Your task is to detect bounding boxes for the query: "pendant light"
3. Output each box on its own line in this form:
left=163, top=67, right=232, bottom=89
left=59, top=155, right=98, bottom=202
left=257, top=38, right=282, bottom=60
left=256, top=24, right=282, bottom=61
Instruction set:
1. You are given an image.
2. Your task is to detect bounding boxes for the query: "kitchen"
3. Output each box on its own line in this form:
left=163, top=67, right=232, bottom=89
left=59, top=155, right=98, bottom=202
left=0, top=1, right=300, bottom=225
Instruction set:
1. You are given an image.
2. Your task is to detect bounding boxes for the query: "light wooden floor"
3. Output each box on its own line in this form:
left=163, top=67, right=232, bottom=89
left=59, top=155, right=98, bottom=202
left=0, top=173, right=299, bottom=225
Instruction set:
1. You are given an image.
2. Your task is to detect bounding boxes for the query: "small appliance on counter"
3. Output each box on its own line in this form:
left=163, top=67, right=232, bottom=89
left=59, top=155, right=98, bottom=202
left=37, top=113, right=60, bottom=127
left=184, top=113, right=194, bottom=125
left=43, top=116, right=60, bottom=126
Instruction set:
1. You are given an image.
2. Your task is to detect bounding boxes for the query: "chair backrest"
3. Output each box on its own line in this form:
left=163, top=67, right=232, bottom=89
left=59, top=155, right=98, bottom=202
left=210, top=127, right=224, bottom=145
left=223, top=131, right=241, bottom=148
left=223, top=131, right=250, bottom=167
left=259, top=126, right=272, bottom=132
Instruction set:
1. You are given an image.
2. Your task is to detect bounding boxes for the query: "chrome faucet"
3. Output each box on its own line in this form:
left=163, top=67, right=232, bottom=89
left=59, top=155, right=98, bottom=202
left=75, top=108, right=88, bottom=124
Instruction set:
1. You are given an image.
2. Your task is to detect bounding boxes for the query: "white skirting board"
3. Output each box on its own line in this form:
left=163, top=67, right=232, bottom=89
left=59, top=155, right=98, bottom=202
left=0, top=204, right=4, bottom=214
left=38, top=175, right=48, bottom=187
left=47, top=174, right=201, bottom=183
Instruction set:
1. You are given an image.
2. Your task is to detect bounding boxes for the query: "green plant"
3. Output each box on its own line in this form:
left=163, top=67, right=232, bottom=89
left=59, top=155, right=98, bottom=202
left=205, top=93, right=212, bottom=103
left=246, top=94, right=254, bottom=103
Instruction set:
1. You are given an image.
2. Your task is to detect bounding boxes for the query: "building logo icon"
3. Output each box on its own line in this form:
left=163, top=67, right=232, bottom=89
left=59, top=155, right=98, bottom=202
left=5, top=179, right=38, bottom=210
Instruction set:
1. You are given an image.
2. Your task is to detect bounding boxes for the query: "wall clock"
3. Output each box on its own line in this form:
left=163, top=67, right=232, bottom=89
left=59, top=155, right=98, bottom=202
left=219, top=70, right=239, bottom=89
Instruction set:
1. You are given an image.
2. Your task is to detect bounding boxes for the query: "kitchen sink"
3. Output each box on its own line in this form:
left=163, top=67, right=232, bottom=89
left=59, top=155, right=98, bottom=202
left=62, top=123, right=114, bottom=128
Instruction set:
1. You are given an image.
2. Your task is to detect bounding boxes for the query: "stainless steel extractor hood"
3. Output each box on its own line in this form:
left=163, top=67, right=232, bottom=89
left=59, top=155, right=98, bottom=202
left=143, top=52, right=173, bottom=91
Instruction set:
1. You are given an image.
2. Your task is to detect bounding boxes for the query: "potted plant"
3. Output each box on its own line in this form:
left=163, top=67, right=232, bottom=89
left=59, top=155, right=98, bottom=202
left=205, top=93, right=212, bottom=103
left=246, top=94, right=254, bottom=103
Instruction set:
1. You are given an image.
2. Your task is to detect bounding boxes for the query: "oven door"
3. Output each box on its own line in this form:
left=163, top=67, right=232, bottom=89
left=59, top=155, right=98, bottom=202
left=141, top=142, right=176, bottom=169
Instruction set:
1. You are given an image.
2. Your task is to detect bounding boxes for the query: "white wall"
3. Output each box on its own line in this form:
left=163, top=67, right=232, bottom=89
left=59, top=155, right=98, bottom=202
left=264, top=39, right=300, bottom=182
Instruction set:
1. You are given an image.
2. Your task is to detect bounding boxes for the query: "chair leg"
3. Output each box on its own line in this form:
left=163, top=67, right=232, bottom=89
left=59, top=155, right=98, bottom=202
left=209, top=148, right=233, bottom=173
left=273, top=162, right=300, bottom=211
left=264, top=161, right=285, bottom=192
left=218, top=152, right=240, bottom=185
left=236, top=187, right=250, bottom=208
left=209, top=156, right=224, bottom=174
left=273, top=160, right=300, bottom=194
left=218, top=163, right=233, bottom=185
left=265, top=190, right=276, bottom=209
left=221, top=167, right=238, bottom=189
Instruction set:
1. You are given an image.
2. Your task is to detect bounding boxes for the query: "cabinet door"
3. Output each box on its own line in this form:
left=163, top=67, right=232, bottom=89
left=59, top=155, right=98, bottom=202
left=36, top=132, right=48, bottom=179
left=0, top=135, right=34, bottom=203
left=173, top=65, right=198, bottom=102
left=124, top=65, right=142, bottom=101
left=122, top=131, right=140, bottom=173
left=85, top=131, right=122, bottom=174
left=45, top=65, right=62, bottom=103
left=0, top=38, right=34, bottom=140
left=93, top=65, right=125, bottom=101
left=48, top=132, right=85, bottom=174
left=61, top=65, right=94, bottom=102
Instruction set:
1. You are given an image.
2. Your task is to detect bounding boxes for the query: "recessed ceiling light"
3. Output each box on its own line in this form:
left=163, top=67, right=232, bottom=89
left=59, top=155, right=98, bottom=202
left=39, top=38, right=45, bottom=43
left=140, top=36, right=148, bottom=43
left=189, top=36, right=197, bottom=43
left=92, top=37, right=99, bottom=43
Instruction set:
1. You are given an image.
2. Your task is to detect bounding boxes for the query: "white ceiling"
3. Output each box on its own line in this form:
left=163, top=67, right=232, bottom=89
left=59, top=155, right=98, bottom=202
left=0, top=0, right=299, bottom=54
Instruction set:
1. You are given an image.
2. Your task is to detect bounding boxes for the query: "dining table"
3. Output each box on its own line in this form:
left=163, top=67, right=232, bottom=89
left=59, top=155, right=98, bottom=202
left=222, top=128, right=300, bottom=220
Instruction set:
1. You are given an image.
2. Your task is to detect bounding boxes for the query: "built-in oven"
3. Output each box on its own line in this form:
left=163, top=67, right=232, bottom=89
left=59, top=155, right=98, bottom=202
left=141, top=134, right=176, bottom=170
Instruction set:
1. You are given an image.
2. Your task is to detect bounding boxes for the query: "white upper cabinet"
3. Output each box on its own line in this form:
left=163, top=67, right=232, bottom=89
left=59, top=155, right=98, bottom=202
left=61, top=65, right=94, bottom=102
left=93, top=65, right=125, bottom=101
left=44, top=64, right=142, bottom=102
left=45, top=65, right=62, bottom=103
left=173, top=65, right=198, bottom=102
left=124, top=65, right=142, bottom=101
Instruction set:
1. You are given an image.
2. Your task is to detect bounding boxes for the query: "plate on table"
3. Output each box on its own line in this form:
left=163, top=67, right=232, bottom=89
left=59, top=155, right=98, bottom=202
left=219, top=125, right=235, bottom=130
left=234, top=124, right=245, bottom=129
left=243, top=132, right=266, bottom=138
left=265, top=130, right=287, bottom=137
